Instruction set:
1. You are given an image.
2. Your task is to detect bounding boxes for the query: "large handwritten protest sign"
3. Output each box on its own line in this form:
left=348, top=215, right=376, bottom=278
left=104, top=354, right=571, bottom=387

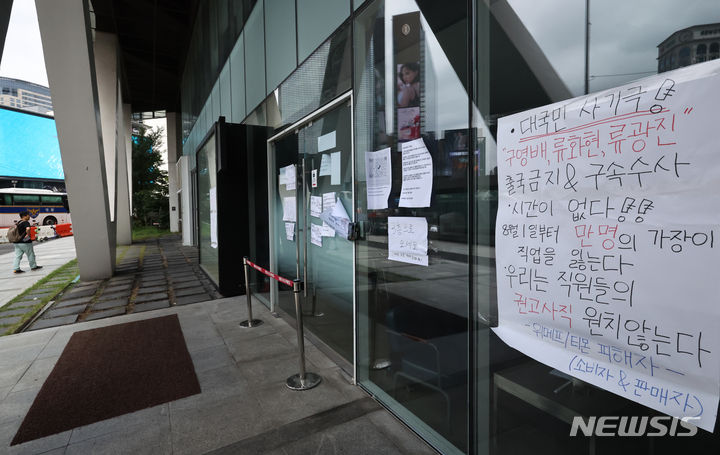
left=494, top=60, right=720, bottom=432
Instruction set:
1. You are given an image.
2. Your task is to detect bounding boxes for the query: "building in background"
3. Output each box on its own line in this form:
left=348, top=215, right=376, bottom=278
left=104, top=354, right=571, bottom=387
left=658, top=22, right=720, bottom=72
left=0, top=76, right=53, bottom=114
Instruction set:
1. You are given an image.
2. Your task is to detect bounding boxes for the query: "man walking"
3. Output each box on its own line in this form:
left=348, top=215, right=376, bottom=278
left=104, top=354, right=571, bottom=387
left=13, top=211, right=42, bottom=274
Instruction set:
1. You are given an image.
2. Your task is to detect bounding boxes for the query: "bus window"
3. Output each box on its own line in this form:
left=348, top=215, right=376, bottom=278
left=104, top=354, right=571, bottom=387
left=1, top=194, right=10, bottom=205
left=62, top=196, right=70, bottom=211
left=12, top=195, right=40, bottom=205
left=41, top=195, right=63, bottom=205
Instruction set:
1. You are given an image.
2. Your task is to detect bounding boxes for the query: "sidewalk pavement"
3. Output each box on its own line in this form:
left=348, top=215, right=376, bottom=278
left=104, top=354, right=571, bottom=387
left=0, top=238, right=78, bottom=309
left=0, top=296, right=437, bottom=454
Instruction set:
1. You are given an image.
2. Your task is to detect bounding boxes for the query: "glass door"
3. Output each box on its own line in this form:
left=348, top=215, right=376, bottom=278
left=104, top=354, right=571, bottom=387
left=269, top=97, right=355, bottom=366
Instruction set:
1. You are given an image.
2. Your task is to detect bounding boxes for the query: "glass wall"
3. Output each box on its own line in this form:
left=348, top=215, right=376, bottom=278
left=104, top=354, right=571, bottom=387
left=196, top=132, right=219, bottom=284
left=354, top=1, right=472, bottom=453
left=476, top=0, right=720, bottom=453
left=181, top=0, right=257, bottom=141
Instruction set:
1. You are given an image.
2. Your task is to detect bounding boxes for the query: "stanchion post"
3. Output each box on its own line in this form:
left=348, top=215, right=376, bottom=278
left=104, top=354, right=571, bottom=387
left=239, top=257, right=263, bottom=328
left=286, top=279, right=322, bottom=390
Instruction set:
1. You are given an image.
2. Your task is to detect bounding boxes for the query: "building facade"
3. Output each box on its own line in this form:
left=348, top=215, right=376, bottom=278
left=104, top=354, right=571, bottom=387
left=658, top=23, right=720, bottom=72
left=0, top=76, right=53, bottom=115
left=172, top=1, right=720, bottom=453
left=24, top=0, right=720, bottom=453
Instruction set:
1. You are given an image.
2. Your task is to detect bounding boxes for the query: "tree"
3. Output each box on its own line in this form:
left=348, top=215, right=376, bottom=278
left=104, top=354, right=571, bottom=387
left=132, top=126, right=169, bottom=228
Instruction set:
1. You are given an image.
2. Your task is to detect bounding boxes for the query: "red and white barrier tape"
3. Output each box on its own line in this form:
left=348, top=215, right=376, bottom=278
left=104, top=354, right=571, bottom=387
left=245, top=258, right=294, bottom=287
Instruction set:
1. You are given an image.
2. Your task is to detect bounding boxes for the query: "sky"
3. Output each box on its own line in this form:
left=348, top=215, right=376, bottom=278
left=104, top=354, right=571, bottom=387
left=0, top=0, right=47, bottom=87
left=508, top=0, right=720, bottom=96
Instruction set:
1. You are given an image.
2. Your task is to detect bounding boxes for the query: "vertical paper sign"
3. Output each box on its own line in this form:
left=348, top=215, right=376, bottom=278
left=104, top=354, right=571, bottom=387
left=365, top=147, right=392, bottom=210
left=318, top=131, right=336, bottom=152
left=320, top=198, right=351, bottom=239
left=388, top=217, right=428, bottom=266
left=285, top=222, right=295, bottom=242
left=322, top=192, right=336, bottom=212
left=494, top=61, right=720, bottom=432
left=310, top=195, right=323, bottom=218
left=321, top=222, right=335, bottom=237
left=311, top=169, right=318, bottom=188
left=331, top=151, right=342, bottom=185
left=281, top=164, right=296, bottom=191
left=399, top=138, right=432, bottom=207
left=282, top=196, right=296, bottom=222
left=311, top=224, right=323, bottom=247
left=319, top=154, right=332, bottom=176
left=209, top=187, right=218, bottom=249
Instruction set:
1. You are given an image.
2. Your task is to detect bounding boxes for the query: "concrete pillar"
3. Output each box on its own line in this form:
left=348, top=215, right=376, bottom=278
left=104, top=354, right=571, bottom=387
left=115, top=97, right=132, bottom=245
left=178, top=155, right=194, bottom=246
left=94, top=31, right=119, bottom=223
left=167, top=112, right=180, bottom=233
left=124, top=103, right=133, bottom=215
left=36, top=0, right=115, bottom=280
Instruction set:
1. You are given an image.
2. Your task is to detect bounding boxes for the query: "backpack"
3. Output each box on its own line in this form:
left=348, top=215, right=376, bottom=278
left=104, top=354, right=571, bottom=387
left=6, top=224, right=22, bottom=243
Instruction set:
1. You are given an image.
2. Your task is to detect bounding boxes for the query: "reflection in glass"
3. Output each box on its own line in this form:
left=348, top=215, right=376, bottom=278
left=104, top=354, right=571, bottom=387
left=196, top=133, right=219, bottom=283
left=269, top=102, right=355, bottom=364
left=355, top=1, right=470, bottom=452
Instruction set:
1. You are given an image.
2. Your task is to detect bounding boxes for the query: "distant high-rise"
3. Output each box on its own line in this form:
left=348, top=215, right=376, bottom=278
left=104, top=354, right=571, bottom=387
left=658, top=23, right=720, bottom=73
left=0, top=76, right=53, bottom=115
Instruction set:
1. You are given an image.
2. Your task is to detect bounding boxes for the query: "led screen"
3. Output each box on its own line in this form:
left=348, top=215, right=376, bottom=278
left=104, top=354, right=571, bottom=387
left=0, top=107, right=64, bottom=179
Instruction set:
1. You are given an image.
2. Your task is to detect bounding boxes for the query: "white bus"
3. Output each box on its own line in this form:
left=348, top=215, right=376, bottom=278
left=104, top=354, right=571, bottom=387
left=0, top=188, right=71, bottom=228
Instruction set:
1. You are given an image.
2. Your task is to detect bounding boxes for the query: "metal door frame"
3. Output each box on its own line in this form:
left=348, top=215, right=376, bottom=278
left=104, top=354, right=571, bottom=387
left=267, top=91, right=356, bottom=382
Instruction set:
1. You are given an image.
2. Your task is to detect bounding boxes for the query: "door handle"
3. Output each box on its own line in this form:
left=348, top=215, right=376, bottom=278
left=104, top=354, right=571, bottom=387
left=346, top=222, right=361, bottom=241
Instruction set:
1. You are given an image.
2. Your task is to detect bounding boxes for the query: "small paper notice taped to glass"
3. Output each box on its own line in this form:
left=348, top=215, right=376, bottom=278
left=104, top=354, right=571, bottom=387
left=311, top=224, right=323, bottom=247
left=388, top=216, right=428, bottom=266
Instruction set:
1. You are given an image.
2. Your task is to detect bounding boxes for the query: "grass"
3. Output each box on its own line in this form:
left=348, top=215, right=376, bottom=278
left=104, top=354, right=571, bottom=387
left=0, top=259, right=79, bottom=336
left=132, top=226, right=174, bottom=241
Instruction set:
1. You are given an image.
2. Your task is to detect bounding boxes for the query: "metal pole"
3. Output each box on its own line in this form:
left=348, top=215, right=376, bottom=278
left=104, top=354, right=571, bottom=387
left=584, top=0, right=590, bottom=95
left=286, top=279, right=322, bottom=390
left=239, top=257, right=263, bottom=328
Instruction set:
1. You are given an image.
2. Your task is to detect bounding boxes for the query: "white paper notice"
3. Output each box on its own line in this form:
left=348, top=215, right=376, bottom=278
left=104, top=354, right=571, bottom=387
left=365, top=147, right=392, bottom=210
left=494, top=61, right=720, bottom=432
left=318, top=131, right=336, bottom=152
left=209, top=187, right=218, bottom=249
left=321, top=222, right=335, bottom=237
left=281, top=164, right=296, bottom=191
left=399, top=138, right=432, bottom=208
left=311, top=169, right=318, bottom=188
left=282, top=196, right=296, bottom=222
left=285, top=222, right=295, bottom=242
left=310, top=195, right=323, bottom=218
left=330, top=151, right=342, bottom=185
left=320, top=198, right=350, bottom=239
left=319, top=154, right=331, bottom=176
left=388, top=217, right=428, bottom=266
left=311, top=224, right=323, bottom=247
left=322, top=192, right=336, bottom=212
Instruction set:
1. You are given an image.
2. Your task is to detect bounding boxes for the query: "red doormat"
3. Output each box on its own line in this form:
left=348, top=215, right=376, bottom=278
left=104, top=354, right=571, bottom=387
left=12, top=314, right=201, bottom=445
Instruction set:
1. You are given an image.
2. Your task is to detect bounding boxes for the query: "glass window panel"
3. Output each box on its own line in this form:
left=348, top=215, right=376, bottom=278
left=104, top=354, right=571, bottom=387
left=264, top=0, right=297, bottom=93
left=41, top=195, right=63, bottom=205
left=296, top=0, right=351, bottom=62
left=13, top=195, right=40, bottom=204
left=211, top=81, right=221, bottom=124
left=355, top=1, right=470, bottom=453
left=476, top=1, right=720, bottom=453
left=197, top=134, right=219, bottom=283
left=230, top=33, right=247, bottom=123
left=244, top=3, right=267, bottom=112
left=219, top=63, right=232, bottom=121
left=275, top=25, right=352, bottom=128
